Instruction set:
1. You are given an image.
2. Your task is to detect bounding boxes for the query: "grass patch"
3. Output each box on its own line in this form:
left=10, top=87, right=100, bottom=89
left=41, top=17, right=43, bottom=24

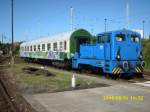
left=7, top=59, right=100, bottom=94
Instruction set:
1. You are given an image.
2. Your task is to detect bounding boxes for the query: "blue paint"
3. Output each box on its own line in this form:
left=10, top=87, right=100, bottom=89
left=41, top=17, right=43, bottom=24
left=72, top=29, right=143, bottom=75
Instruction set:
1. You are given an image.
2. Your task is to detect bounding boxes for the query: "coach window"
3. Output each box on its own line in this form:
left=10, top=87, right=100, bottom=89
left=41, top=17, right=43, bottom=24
left=53, top=42, right=57, bottom=51
left=38, top=45, right=40, bottom=51
left=60, top=42, right=63, bottom=51
left=64, top=41, right=67, bottom=50
left=21, top=47, right=24, bottom=51
left=47, top=43, right=51, bottom=51
left=116, top=34, right=125, bottom=41
left=131, top=35, right=140, bottom=42
left=34, top=45, right=36, bottom=51
left=42, top=44, right=45, bottom=51
left=30, top=46, right=32, bottom=51
left=20, top=47, right=22, bottom=51
left=27, top=46, right=29, bottom=51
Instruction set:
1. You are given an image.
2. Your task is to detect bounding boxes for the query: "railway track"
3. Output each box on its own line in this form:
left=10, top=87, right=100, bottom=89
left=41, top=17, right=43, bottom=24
left=0, top=56, right=36, bottom=112
left=0, top=56, right=19, bottom=112
left=28, top=58, right=150, bottom=81
left=0, top=77, right=20, bottom=112
left=143, top=70, right=150, bottom=76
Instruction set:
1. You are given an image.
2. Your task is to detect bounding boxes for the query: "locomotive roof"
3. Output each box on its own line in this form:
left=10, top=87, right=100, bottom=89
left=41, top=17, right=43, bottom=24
left=97, top=29, right=141, bottom=36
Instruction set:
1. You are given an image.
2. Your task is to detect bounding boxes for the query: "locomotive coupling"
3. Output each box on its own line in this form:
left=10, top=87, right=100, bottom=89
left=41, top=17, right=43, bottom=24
left=123, top=61, right=129, bottom=68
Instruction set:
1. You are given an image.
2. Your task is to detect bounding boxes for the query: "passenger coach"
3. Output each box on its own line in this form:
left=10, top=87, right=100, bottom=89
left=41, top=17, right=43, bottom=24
left=20, top=29, right=92, bottom=67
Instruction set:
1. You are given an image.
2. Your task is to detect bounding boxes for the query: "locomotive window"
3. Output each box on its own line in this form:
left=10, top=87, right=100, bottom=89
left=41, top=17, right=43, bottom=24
left=97, top=35, right=105, bottom=43
left=97, top=34, right=110, bottom=43
left=60, top=42, right=63, bottom=51
left=34, top=45, right=36, bottom=51
left=38, top=45, right=40, bottom=51
left=116, top=34, right=125, bottom=41
left=106, top=34, right=111, bottom=43
left=97, top=36, right=101, bottom=43
left=47, top=43, right=51, bottom=51
left=42, top=44, right=45, bottom=51
left=101, top=36, right=106, bottom=43
left=131, top=35, right=140, bottom=42
left=53, top=42, right=57, bottom=51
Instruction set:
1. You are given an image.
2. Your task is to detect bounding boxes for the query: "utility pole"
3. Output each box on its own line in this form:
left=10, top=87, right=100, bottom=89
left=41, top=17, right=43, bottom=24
left=70, top=6, right=74, bottom=31
left=126, top=1, right=130, bottom=29
left=104, top=18, right=107, bottom=32
left=11, top=0, right=14, bottom=64
left=142, top=20, right=145, bottom=39
left=1, top=34, right=3, bottom=44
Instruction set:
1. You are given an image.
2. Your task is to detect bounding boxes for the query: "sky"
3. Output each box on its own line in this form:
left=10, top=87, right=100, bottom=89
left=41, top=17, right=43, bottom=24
left=0, top=0, right=150, bottom=42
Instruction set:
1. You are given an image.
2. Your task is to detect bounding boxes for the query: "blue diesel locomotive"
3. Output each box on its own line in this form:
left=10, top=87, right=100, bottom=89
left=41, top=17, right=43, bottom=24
left=72, top=29, right=145, bottom=76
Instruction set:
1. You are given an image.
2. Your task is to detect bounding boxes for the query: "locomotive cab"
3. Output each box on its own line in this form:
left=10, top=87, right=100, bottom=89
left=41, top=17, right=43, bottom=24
left=110, top=30, right=144, bottom=75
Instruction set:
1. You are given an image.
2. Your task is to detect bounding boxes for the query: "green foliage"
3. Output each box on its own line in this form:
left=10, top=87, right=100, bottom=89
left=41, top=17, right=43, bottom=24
left=0, top=42, right=22, bottom=56
left=0, top=43, right=11, bottom=55
left=142, top=39, right=150, bottom=68
left=7, top=59, right=97, bottom=93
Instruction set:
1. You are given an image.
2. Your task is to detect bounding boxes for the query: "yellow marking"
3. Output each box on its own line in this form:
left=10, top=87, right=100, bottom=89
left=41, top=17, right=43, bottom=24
left=113, top=68, right=117, bottom=74
left=116, top=68, right=121, bottom=74
left=119, top=68, right=121, bottom=74
left=112, top=68, right=116, bottom=73
left=141, top=66, right=144, bottom=69
left=114, top=68, right=120, bottom=74
left=140, top=66, right=144, bottom=71
left=116, top=68, right=120, bottom=74
left=135, top=68, right=139, bottom=72
left=117, top=69, right=121, bottom=74
left=137, top=67, right=141, bottom=72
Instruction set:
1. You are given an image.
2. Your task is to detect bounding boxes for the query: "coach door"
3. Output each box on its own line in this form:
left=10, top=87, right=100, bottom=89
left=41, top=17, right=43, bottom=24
left=104, top=34, right=111, bottom=60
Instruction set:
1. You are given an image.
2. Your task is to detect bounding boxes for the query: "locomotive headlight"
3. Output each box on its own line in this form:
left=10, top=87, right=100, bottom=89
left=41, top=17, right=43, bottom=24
left=116, top=54, right=121, bottom=61
left=117, top=54, right=120, bottom=59
left=140, top=55, right=143, bottom=59
left=116, top=47, right=121, bottom=61
left=139, top=51, right=143, bottom=60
